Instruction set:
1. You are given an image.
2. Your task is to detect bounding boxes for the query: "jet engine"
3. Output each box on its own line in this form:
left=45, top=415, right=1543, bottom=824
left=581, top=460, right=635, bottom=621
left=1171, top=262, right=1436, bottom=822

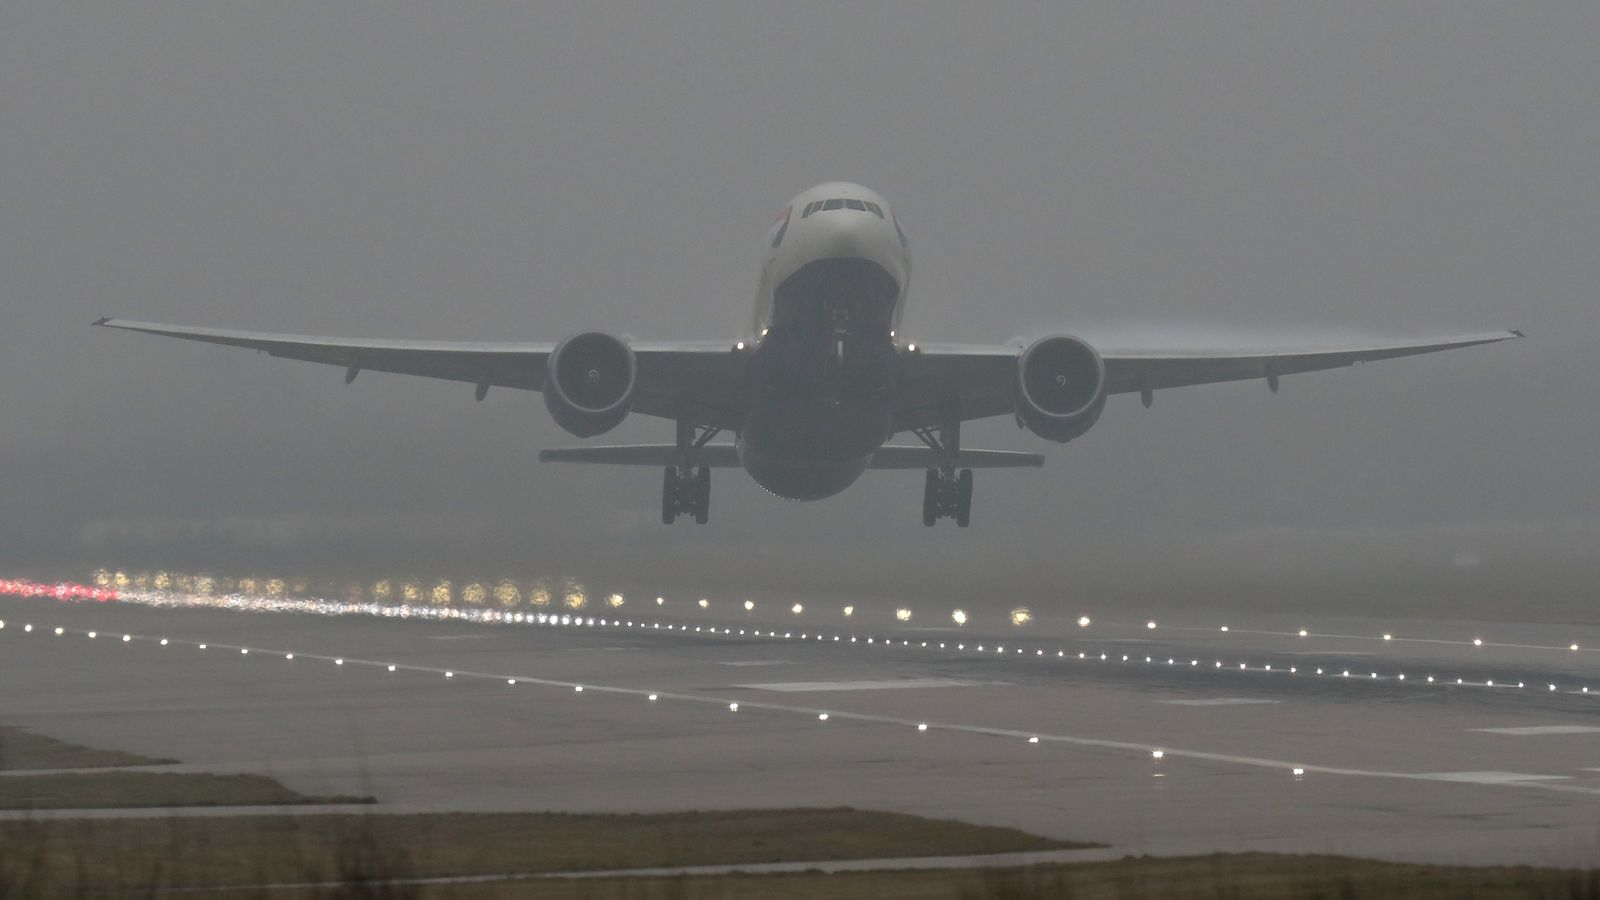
left=543, top=331, right=637, bottom=438
left=1015, top=335, right=1107, bottom=443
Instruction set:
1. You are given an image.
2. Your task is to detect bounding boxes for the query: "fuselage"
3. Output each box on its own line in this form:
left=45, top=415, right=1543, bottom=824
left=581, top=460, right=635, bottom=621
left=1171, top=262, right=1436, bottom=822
left=739, top=183, right=912, bottom=500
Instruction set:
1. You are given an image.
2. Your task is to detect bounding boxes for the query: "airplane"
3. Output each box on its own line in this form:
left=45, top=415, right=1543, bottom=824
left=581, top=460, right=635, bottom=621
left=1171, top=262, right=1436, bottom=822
left=96, top=181, right=1520, bottom=527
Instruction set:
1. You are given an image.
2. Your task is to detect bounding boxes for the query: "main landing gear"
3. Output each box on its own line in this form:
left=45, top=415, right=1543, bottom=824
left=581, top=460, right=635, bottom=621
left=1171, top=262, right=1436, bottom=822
left=662, top=420, right=719, bottom=525
left=913, top=422, right=972, bottom=527
left=662, top=466, right=710, bottom=525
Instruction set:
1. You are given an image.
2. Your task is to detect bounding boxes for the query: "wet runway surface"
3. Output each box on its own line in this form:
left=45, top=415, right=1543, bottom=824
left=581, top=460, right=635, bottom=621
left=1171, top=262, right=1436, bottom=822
left=5, top=595, right=1600, bottom=867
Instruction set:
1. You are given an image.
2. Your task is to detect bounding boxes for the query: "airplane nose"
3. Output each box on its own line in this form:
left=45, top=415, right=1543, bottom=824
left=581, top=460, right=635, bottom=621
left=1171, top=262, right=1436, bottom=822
left=818, top=215, right=882, bottom=260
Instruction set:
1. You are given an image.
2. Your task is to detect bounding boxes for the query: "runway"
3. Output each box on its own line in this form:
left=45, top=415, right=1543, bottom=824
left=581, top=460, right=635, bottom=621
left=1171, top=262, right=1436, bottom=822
left=5, top=591, right=1600, bottom=868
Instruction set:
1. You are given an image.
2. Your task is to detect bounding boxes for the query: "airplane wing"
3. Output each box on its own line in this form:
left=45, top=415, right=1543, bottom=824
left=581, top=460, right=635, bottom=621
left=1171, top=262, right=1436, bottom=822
left=539, top=444, right=1044, bottom=469
left=93, top=318, right=747, bottom=429
left=894, top=330, right=1522, bottom=430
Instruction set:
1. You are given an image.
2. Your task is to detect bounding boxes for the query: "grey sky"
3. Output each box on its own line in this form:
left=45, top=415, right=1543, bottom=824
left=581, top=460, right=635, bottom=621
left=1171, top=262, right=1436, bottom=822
left=2, top=3, right=1596, bottom=614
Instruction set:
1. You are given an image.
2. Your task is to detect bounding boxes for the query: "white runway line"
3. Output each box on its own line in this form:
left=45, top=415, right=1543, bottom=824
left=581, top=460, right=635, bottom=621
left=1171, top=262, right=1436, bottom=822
left=1158, top=698, right=1282, bottom=706
left=737, top=679, right=986, bottom=692
left=1471, top=726, right=1600, bottom=736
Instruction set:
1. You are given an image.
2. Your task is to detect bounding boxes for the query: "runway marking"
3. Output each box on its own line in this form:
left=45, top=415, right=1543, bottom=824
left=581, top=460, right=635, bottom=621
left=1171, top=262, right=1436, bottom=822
left=737, top=678, right=983, bottom=692
left=424, top=634, right=499, bottom=641
left=716, top=660, right=793, bottom=667
left=18, top=623, right=1600, bottom=803
left=1158, top=698, right=1282, bottom=707
left=1419, top=772, right=1571, bottom=785
left=1471, top=726, right=1600, bottom=736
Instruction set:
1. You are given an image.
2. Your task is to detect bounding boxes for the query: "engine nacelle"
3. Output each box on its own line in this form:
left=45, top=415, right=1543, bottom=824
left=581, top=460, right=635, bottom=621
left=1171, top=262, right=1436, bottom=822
left=1016, top=335, right=1107, bottom=443
left=543, top=331, right=637, bottom=438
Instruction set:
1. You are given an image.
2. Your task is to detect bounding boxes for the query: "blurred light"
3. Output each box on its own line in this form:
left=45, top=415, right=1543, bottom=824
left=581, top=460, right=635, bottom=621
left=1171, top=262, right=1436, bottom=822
left=656, top=596, right=665, bottom=605
left=606, top=593, right=625, bottom=608
left=1219, top=625, right=1229, bottom=632
left=431, top=581, right=453, bottom=606
left=335, top=658, right=343, bottom=665
left=387, top=664, right=396, bottom=672
left=507, top=678, right=516, bottom=685
left=818, top=713, right=829, bottom=721
left=88, top=631, right=98, bottom=639
left=371, top=580, right=394, bottom=603
left=842, top=605, right=854, bottom=617
left=744, top=600, right=755, bottom=611
left=239, top=647, right=247, bottom=654
left=791, top=603, right=804, bottom=615
left=917, top=723, right=928, bottom=732
left=402, top=581, right=424, bottom=604
left=285, top=653, right=294, bottom=660
left=698, top=598, right=710, bottom=609
left=1292, top=767, right=1305, bottom=777
left=159, top=638, right=168, bottom=646
left=574, top=685, right=584, bottom=693
left=648, top=693, right=658, bottom=701
left=1473, top=637, right=1483, bottom=647
left=1383, top=633, right=1392, bottom=641
left=951, top=609, right=968, bottom=626
left=564, top=590, right=587, bottom=610
left=1146, top=620, right=1157, bottom=630
left=54, top=627, right=63, bottom=636
left=1009, top=607, right=1032, bottom=627
left=26, top=625, right=36, bottom=634
left=1028, top=736, right=1039, bottom=744
left=728, top=702, right=739, bottom=712
left=462, top=583, right=488, bottom=606
left=1151, top=749, right=1165, bottom=760
left=445, top=671, right=454, bottom=678
left=895, top=607, right=913, bottom=622
left=1572, top=644, right=1581, bottom=652
left=1077, top=616, right=1091, bottom=627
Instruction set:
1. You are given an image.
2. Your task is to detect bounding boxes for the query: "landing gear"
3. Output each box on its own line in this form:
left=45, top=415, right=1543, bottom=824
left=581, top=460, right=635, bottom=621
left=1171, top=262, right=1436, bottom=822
left=913, top=420, right=972, bottom=527
left=662, top=466, right=710, bottom=525
left=662, top=418, right=719, bottom=525
left=922, top=467, right=972, bottom=527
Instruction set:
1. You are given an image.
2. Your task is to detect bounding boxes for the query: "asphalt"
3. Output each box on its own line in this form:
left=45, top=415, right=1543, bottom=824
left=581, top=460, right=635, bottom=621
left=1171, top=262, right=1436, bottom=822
left=5, top=593, right=1600, bottom=868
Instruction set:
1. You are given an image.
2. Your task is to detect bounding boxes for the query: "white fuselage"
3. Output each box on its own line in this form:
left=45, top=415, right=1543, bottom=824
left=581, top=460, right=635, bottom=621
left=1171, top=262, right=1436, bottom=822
left=737, top=183, right=914, bottom=500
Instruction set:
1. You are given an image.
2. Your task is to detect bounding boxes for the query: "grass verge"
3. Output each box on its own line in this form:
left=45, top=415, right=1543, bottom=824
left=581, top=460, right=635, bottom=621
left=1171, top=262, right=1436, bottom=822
left=0, top=771, right=373, bottom=810
left=0, top=808, right=1090, bottom=892
left=0, top=726, right=176, bottom=771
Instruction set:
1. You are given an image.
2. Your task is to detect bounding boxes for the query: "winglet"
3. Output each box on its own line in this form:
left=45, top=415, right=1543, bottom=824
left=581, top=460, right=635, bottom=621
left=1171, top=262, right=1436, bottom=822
left=1510, top=329, right=1525, bottom=338
left=91, top=317, right=110, bottom=327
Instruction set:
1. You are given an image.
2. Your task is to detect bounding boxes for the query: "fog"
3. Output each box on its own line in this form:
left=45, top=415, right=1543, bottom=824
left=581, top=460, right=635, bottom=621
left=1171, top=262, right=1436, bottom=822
left=3, top=3, right=1597, bottom=621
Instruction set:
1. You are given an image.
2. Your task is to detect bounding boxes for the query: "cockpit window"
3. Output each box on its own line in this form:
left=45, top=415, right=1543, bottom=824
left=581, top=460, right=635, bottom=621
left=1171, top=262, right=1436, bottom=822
left=804, top=198, right=886, bottom=218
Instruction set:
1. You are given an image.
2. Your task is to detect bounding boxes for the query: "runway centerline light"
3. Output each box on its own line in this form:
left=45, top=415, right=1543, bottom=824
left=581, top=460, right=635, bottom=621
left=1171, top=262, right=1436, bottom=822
left=1298, top=629, right=1308, bottom=637
left=285, top=653, right=294, bottom=660
left=239, top=647, right=248, bottom=654
left=818, top=713, right=829, bottom=721
left=54, top=627, right=63, bottom=636
left=159, top=638, right=168, bottom=646
left=1220, top=625, right=1229, bottom=632
left=1151, top=749, right=1165, bottom=760
left=1028, top=736, right=1039, bottom=744
left=1573, top=644, right=1581, bottom=652
left=335, top=658, right=343, bottom=666
left=445, top=671, right=453, bottom=678
left=1292, top=767, right=1305, bottom=777
left=728, top=702, right=739, bottom=712
left=1473, top=638, right=1483, bottom=647
left=916, top=723, right=927, bottom=732
left=89, top=631, right=98, bottom=639
left=1146, top=621, right=1157, bottom=630
left=575, top=685, right=584, bottom=692
left=387, top=664, right=396, bottom=672
left=648, top=693, right=658, bottom=701
left=123, top=634, right=131, bottom=642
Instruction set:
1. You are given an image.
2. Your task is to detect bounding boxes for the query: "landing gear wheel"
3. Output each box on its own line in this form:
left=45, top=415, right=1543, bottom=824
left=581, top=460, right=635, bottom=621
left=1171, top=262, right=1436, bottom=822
left=921, top=467, right=974, bottom=527
left=662, top=467, right=677, bottom=524
left=693, top=468, right=711, bottom=525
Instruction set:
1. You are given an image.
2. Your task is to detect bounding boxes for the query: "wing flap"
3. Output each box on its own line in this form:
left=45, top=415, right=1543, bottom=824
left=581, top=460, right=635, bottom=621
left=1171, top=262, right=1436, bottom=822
left=536, top=444, right=1045, bottom=470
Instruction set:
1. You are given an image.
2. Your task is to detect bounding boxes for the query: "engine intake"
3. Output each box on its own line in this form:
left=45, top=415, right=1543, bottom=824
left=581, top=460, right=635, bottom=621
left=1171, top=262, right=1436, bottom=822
left=1016, top=335, right=1106, bottom=443
left=544, top=331, right=636, bottom=438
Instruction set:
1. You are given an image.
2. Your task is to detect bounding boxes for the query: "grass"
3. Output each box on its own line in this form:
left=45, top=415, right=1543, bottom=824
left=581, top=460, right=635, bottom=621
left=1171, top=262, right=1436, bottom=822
left=0, top=726, right=176, bottom=771
left=0, top=808, right=1090, bottom=893
left=0, top=771, right=373, bottom=810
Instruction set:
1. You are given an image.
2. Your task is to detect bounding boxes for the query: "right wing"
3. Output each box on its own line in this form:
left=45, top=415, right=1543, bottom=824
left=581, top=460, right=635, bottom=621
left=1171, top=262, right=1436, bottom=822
left=93, top=318, right=748, bottom=429
left=894, top=330, right=1522, bottom=430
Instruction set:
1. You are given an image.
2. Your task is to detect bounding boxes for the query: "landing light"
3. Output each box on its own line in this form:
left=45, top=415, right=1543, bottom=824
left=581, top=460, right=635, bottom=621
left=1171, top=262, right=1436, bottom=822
left=916, top=723, right=927, bottom=732
left=792, top=603, right=804, bottom=615
left=818, top=713, right=829, bottom=721
left=744, top=600, right=755, bottom=611
left=728, top=702, right=739, bottom=712
left=1077, top=616, right=1091, bottom=628
left=1146, top=620, right=1157, bottom=630
left=1151, top=749, right=1165, bottom=760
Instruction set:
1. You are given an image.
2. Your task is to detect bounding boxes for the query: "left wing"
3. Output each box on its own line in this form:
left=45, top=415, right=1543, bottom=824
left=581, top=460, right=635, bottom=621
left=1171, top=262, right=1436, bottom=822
left=93, top=319, right=747, bottom=428
left=894, top=331, right=1522, bottom=430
